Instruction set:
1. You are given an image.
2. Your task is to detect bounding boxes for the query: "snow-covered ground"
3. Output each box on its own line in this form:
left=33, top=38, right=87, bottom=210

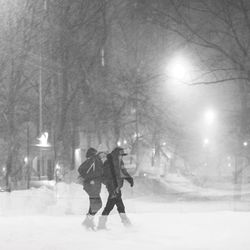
left=1, top=211, right=250, bottom=250
left=0, top=175, right=250, bottom=250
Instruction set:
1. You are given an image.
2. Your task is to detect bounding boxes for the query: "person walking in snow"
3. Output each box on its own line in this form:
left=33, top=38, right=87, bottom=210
left=97, top=147, right=134, bottom=230
left=78, top=147, right=106, bottom=230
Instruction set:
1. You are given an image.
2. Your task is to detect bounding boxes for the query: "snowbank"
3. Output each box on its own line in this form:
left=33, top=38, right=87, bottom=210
left=1, top=174, right=250, bottom=216
left=1, top=210, right=250, bottom=250
left=1, top=175, right=250, bottom=250
left=0, top=182, right=109, bottom=216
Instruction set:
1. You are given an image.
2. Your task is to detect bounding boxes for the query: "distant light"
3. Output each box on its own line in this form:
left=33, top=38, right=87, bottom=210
left=162, top=142, right=166, bottom=146
left=243, top=141, right=248, bottom=147
left=204, top=108, right=216, bottom=125
left=203, top=138, right=210, bottom=146
left=101, top=48, right=105, bottom=66
left=166, top=152, right=172, bottom=159
left=131, top=108, right=136, bottom=114
left=24, top=157, right=28, bottom=164
left=166, top=151, right=174, bottom=159
left=36, top=132, right=51, bottom=147
left=167, top=55, right=191, bottom=82
left=123, top=139, right=127, bottom=145
left=55, top=163, right=61, bottom=170
left=117, top=141, right=121, bottom=146
left=74, top=148, right=81, bottom=166
left=133, top=132, right=141, bottom=138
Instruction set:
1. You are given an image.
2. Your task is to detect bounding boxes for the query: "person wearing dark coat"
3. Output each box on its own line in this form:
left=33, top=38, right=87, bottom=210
left=97, top=147, right=134, bottom=229
left=81, top=147, right=106, bottom=230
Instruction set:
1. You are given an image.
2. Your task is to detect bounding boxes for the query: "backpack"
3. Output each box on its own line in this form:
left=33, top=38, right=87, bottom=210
left=78, top=156, right=97, bottom=181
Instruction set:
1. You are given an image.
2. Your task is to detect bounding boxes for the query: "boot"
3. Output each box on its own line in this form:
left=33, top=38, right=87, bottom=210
left=97, top=215, right=108, bottom=230
left=119, top=213, right=132, bottom=227
left=82, top=214, right=95, bottom=230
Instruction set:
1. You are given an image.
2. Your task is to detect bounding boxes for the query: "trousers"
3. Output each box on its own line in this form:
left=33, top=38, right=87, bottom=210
left=101, top=191, right=125, bottom=215
left=84, top=180, right=102, bottom=215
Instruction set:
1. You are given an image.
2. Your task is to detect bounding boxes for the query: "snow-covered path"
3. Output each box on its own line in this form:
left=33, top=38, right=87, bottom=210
left=1, top=179, right=250, bottom=250
left=1, top=210, right=250, bottom=250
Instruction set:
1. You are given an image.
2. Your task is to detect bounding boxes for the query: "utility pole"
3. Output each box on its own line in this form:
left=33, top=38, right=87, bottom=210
left=27, top=124, right=30, bottom=189
left=135, top=72, right=140, bottom=175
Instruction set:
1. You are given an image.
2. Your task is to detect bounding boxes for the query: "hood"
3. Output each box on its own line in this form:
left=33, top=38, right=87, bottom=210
left=85, top=147, right=97, bottom=158
left=109, top=147, right=127, bottom=168
left=111, top=147, right=127, bottom=158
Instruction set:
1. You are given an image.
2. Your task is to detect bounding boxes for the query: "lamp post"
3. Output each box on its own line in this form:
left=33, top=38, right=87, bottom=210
left=27, top=124, right=30, bottom=189
left=37, top=0, right=48, bottom=180
left=35, top=132, right=51, bottom=179
left=204, top=108, right=216, bottom=126
left=37, top=49, right=43, bottom=180
left=39, top=52, right=43, bottom=136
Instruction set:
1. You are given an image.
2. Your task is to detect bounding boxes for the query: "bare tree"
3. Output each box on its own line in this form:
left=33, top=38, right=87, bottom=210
left=143, top=0, right=250, bottom=181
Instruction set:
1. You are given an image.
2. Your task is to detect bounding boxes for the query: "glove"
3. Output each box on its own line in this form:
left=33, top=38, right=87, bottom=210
left=126, top=177, right=134, bottom=187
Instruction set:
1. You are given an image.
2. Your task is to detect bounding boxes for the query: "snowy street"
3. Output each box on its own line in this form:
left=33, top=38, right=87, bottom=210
left=0, top=178, right=250, bottom=250
left=1, top=1, right=250, bottom=249
left=1, top=208, right=250, bottom=250
left=1, top=181, right=250, bottom=250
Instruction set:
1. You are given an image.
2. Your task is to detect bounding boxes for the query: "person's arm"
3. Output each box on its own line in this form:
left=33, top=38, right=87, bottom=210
left=121, top=166, right=134, bottom=187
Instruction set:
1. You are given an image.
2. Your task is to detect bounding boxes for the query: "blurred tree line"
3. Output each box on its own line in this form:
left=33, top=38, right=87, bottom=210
left=2, top=0, right=250, bottom=188
left=0, top=0, right=184, bottom=187
left=141, top=0, right=250, bottom=184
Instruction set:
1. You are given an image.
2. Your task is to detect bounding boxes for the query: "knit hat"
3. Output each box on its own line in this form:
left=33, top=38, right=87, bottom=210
left=112, top=147, right=128, bottom=156
left=85, top=147, right=97, bottom=158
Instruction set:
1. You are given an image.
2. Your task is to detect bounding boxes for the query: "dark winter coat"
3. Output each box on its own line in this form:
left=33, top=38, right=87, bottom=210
left=103, top=148, right=133, bottom=195
left=82, top=155, right=104, bottom=183
left=83, top=154, right=104, bottom=198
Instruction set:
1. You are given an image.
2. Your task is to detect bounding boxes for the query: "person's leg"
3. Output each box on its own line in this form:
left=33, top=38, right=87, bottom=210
left=97, top=195, right=116, bottom=230
left=82, top=213, right=95, bottom=230
left=89, top=181, right=102, bottom=214
left=115, top=192, right=131, bottom=227
left=89, top=196, right=102, bottom=215
left=82, top=183, right=102, bottom=230
left=115, top=191, right=125, bottom=213
left=102, top=195, right=116, bottom=215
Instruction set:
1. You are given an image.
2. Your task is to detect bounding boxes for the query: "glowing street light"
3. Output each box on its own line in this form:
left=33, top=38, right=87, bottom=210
left=167, top=54, right=192, bottom=82
left=24, top=157, right=28, bottom=164
left=2, top=166, right=6, bottom=175
left=35, top=132, right=51, bottom=148
left=203, top=138, right=210, bottom=147
left=204, top=108, right=216, bottom=126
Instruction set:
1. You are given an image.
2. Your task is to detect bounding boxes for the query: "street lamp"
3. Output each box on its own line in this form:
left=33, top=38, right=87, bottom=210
left=34, top=131, right=51, bottom=180
left=204, top=108, right=216, bottom=126
left=36, top=132, right=51, bottom=148
left=201, top=108, right=217, bottom=146
left=167, top=54, right=192, bottom=82
left=203, top=138, right=210, bottom=147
